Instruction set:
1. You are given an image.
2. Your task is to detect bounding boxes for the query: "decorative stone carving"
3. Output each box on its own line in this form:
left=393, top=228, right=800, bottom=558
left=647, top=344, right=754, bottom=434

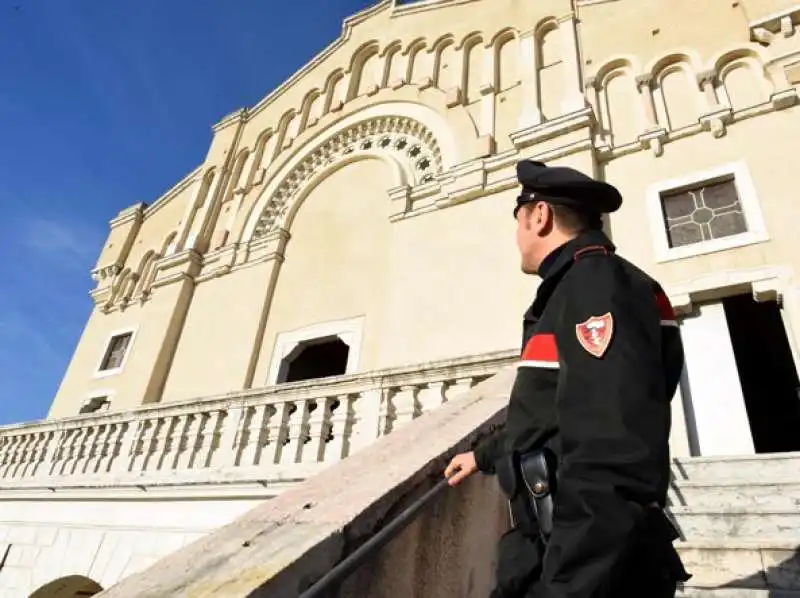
left=252, top=116, right=443, bottom=238
left=91, top=264, right=122, bottom=283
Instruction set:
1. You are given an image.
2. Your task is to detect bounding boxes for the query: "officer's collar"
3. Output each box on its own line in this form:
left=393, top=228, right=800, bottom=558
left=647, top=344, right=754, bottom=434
left=538, top=229, right=616, bottom=281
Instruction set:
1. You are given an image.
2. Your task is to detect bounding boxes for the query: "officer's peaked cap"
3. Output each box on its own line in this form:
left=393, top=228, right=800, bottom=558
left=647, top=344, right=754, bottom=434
left=514, top=159, right=622, bottom=217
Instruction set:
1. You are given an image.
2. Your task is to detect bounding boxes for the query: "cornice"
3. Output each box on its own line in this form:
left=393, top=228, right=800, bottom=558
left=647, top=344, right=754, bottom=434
left=141, top=165, right=203, bottom=221
left=211, top=108, right=249, bottom=134
left=109, top=203, right=145, bottom=229
left=391, top=0, right=481, bottom=17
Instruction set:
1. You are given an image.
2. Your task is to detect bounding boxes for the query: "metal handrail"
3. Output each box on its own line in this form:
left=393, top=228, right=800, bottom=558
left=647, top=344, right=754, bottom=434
left=298, top=475, right=454, bottom=598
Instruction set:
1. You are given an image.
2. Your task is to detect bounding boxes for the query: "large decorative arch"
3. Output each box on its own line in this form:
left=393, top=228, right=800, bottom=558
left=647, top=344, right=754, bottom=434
left=240, top=101, right=456, bottom=242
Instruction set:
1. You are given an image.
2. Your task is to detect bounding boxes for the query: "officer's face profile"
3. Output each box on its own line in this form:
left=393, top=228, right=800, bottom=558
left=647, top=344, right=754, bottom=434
left=515, top=201, right=553, bottom=275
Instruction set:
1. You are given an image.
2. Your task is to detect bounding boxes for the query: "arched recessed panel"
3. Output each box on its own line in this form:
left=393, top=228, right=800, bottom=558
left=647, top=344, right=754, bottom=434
left=721, top=61, right=767, bottom=111
left=436, top=41, right=460, bottom=91
left=658, top=66, right=698, bottom=130
left=538, top=25, right=563, bottom=120
left=496, top=35, right=519, bottom=92
left=356, top=51, right=382, bottom=96
left=464, top=39, right=484, bottom=103
left=603, top=69, right=639, bottom=145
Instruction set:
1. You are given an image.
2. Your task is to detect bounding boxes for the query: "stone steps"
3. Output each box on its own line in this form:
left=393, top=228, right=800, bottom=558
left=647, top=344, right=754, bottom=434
left=667, top=453, right=800, bottom=595
left=669, top=507, right=800, bottom=541
left=675, top=540, right=800, bottom=590
left=671, top=453, right=800, bottom=484
left=669, top=481, right=800, bottom=510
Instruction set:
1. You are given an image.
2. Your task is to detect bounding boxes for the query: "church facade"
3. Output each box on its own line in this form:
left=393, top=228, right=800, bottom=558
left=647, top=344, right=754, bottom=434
left=3, top=0, right=800, bottom=595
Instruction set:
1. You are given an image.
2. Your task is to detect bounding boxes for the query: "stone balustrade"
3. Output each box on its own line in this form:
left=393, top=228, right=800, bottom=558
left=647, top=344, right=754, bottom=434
left=0, top=351, right=516, bottom=490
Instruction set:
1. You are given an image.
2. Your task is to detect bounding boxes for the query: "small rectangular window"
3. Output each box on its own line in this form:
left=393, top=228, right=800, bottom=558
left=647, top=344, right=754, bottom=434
left=99, top=332, right=132, bottom=371
left=660, top=177, right=747, bottom=249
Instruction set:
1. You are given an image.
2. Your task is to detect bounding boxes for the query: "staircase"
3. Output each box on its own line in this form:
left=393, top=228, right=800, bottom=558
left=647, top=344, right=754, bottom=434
left=670, top=452, right=800, bottom=597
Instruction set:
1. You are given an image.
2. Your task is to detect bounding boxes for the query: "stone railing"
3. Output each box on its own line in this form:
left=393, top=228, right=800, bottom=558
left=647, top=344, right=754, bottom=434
left=0, top=350, right=516, bottom=490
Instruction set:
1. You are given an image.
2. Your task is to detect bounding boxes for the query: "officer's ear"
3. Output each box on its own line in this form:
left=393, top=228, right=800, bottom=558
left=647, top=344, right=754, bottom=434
left=530, top=201, right=555, bottom=235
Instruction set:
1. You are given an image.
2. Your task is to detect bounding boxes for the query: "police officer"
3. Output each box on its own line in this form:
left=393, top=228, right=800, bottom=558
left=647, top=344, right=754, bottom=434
left=444, top=160, right=691, bottom=598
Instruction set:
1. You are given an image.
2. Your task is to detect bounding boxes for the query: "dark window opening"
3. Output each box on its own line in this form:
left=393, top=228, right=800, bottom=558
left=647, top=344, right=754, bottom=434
left=279, top=336, right=350, bottom=384
left=99, top=333, right=132, bottom=371
left=724, top=294, right=800, bottom=453
left=79, top=396, right=110, bottom=415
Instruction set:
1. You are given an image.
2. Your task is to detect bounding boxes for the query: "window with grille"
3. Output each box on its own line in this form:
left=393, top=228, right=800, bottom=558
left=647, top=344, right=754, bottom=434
left=99, top=332, right=132, bottom=371
left=660, top=177, right=748, bottom=248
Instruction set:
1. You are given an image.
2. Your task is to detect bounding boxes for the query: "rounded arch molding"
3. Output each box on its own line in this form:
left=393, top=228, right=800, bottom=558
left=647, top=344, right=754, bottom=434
left=240, top=101, right=457, bottom=241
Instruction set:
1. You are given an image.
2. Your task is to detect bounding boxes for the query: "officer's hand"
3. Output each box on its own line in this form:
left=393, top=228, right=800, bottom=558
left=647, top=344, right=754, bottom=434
left=444, top=452, right=478, bottom=486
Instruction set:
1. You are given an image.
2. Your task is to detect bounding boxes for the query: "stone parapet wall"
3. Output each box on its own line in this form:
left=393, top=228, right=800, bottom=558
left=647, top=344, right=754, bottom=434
left=0, top=351, right=515, bottom=492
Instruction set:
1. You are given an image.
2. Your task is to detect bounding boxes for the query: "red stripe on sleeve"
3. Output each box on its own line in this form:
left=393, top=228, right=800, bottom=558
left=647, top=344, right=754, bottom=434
left=654, top=291, right=676, bottom=321
left=521, top=333, right=559, bottom=362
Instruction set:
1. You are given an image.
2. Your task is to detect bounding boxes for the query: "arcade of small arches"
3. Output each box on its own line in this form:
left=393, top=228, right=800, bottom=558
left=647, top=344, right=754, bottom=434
left=586, top=45, right=793, bottom=151
left=95, top=34, right=793, bottom=313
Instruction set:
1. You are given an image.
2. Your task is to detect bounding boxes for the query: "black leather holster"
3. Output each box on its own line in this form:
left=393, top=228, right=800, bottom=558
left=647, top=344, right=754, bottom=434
left=496, top=448, right=558, bottom=544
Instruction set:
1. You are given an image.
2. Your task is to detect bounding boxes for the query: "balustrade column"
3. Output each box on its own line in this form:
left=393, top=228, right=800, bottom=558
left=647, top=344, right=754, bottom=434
left=175, top=415, right=203, bottom=470
left=559, top=14, right=586, bottom=113
left=517, top=29, right=543, bottom=128
left=417, top=381, right=447, bottom=415
left=93, top=424, right=118, bottom=475
left=63, top=427, right=88, bottom=475
left=325, top=394, right=353, bottom=462
left=9, top=434, right=34, bottom=479
left=74, top=425, right=101, bottom=475
left=193, top=411, right=224, bottom=468
left=130, top=419, right=157, bottom=472
left=210, top=407, right=243, bottom=467
left=113, top=420, right=142, bottom=474
left=279, top=402, right=306, bottom=466
left=445, top=377, right=475, bottom=402
left=302, top=398, right=333, bottom=463
left=352, top=389, right=383, bottom=452
left=237, top=405, right=271, bottom=467
left=34, top=429, right=63, bottom=478
left=0, top=436, right=13, bottom=478
left=24, top=432, right=50, bottom=478
left=390, top=385, right=421, bottom=430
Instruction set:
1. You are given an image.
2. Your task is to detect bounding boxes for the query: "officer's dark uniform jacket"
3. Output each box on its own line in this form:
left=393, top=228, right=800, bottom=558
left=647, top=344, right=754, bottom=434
left=474, top=227, right=688, bottom=598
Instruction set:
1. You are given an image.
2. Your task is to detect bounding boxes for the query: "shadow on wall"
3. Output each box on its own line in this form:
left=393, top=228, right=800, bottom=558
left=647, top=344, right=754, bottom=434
left=245, top=472, right=509, bottom=598
left=29, top=575, right=103, bottom=598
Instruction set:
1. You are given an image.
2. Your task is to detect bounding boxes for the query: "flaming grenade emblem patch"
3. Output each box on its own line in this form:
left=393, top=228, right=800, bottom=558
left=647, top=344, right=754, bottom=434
left=575, top=313, right=614, bottom=358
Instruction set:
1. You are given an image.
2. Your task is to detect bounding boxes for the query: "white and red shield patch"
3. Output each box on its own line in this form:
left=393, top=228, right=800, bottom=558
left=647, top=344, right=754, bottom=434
left=575, top=313, right=614, bottom=358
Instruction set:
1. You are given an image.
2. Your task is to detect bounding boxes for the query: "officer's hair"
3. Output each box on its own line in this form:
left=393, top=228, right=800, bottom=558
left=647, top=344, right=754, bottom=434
left=549, top=204, right=604, bottom=233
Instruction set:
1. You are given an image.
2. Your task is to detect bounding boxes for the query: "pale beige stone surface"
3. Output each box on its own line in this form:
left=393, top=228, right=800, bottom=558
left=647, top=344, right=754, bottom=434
left=95, top=366, right=516, bottom=598
left=45, top=0, right=800, bottom=422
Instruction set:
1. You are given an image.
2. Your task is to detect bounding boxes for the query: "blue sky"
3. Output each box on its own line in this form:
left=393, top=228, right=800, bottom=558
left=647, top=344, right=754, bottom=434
left=0, top=0, right=376, bottom=425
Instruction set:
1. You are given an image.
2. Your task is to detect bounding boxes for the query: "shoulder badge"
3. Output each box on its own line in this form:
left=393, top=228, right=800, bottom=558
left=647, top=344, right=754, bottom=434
left=575, top=313, right=614, bottom=358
